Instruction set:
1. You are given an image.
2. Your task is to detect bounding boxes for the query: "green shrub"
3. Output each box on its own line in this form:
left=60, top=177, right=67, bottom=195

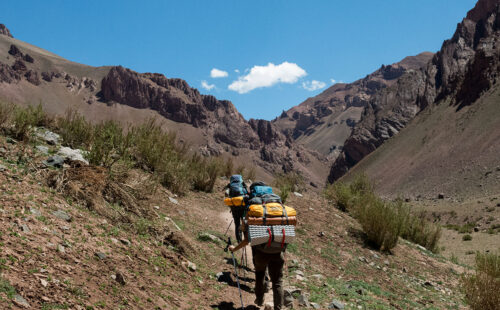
left=244, top=166, right=256, bottom=181
left=325, top=175, right=441, bottom=252
left=324, top=174, right=373, bottom=212
left=12, top=104, right=49, bottom=140
left=190, top=154, right=224, bottom=192
left=57, top=110, right=93, bottom=148
left=87, top=120, right=130, bottom=167
left=402, top=212, right=442, bottom=253
left=461, top=251, right=500, bottom=310
left=0, top=101, right=14, bottom=126
left=462, top=234, right=473, bottom=241
left=354, top=194, right=409, bottom=251
left=223, top=157, right=234, bottom=178
left=274, top=171, right=304, bottom=203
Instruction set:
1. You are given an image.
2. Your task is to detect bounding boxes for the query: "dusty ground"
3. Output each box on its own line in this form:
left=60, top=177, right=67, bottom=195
left=0, top=133, right=472, bottom=309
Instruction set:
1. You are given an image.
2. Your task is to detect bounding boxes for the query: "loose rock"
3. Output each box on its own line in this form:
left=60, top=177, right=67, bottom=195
left=52, top=210, right=72, bottom=222
left=95, top=252, right=107, bottom=260
left=44, top=155, right=65, bottom=168
left=169, top=197, right=179, bottom=205
left=13, top=294, right=30, bottom=308
left=328, top=299, right=345, bottom=309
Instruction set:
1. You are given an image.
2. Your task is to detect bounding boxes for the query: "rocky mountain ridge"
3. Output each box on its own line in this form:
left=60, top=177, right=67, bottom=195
left=273, top=52, right=433, bottom=158
left=0, top=27, right=326, bottom=183
left=328, top=0, right=500, bottom=183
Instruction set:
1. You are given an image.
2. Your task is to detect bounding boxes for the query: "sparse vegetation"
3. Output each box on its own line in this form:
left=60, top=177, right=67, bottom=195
left=273, top=171, right=304, bottom=203
left=12, top=104, right=49, bottom=140
left=324, top=175, right=441, bottom=252
left=461, top=251, right=500, bottom=310
left=462, top=234, right=473, bottom=241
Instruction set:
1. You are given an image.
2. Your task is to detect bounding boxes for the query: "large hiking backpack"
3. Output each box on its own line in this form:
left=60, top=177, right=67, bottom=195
left=224, top=175, right=248, bottom=207
left=229, top=175, right=247, bottom=197
left=245, top=183, right=297, bottom=251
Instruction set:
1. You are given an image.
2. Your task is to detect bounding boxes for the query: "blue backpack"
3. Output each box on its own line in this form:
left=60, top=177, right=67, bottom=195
left=229, top=175, right=247, bottom=197
left=249, top=182, right=274, bottom=199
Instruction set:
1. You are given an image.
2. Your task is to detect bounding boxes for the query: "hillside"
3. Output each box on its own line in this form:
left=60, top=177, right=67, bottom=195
left=273, top=53, right=433, bottom=159
left=0, top=28, right=328, bottom=186
left=0, top=124, right=469, bottom=309
left=328, top=0, right=500, bottom=188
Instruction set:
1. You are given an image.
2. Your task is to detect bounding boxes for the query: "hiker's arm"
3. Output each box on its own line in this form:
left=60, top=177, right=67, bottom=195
left=229, top=232, right=248, bottom=252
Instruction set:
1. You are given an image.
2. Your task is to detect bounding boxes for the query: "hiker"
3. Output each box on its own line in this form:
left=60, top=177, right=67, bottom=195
left=224, top=175, right=249, bottom=243
left=228, top=231, right=285, bottom=309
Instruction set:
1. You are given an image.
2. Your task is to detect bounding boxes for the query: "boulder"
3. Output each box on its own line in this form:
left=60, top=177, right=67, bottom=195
left=57, top=146, right=89, bottom=165
left=37, top=130, right=60, bottom=145
left=328, top=299, right=345, bottom=309
left=44, top=155, right=64, bottom=168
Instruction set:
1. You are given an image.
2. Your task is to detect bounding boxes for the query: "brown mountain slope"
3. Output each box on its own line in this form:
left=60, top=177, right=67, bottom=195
left=273, top=53, right=433, bottom=159
left=0, top=28, right=327, bottom=184
left=329, top=0, right=500, bottom=184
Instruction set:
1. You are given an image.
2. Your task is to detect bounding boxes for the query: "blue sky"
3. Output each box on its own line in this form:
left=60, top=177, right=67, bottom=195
left=2, top=0, right=477, bottom=120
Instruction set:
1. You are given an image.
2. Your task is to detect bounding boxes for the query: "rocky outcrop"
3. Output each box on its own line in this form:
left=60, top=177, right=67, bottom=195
left=0, top=24, right=12, bottom=38
left=328, top=0, right=500, bottom=183
left=274, top=52, right=433, bottom=154
left=101, top=66, right=262, bottom=149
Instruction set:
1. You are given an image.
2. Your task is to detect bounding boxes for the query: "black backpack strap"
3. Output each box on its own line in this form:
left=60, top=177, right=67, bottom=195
left=281, top=203, right=289, bottom=225
left=262, top=204, right=267, bottom=226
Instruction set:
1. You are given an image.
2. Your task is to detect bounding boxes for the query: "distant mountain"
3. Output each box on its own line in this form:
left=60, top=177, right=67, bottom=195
left=328, top=0, right=500, bottom=198
left=273, top=52, right=433, bottom=160
left=0, top=27, right=327, bottom=184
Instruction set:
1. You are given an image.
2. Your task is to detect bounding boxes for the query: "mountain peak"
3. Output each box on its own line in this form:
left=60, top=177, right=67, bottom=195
left=0, top=24, right=13, bottom=38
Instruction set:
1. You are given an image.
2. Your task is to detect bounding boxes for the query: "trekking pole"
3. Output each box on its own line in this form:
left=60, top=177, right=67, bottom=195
left=224, top=219, right=234, bottom=237
left=224, top=237, right=244, bottom=310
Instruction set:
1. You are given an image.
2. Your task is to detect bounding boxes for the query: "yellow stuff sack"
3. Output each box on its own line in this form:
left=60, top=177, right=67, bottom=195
left=224, top=196, right=245, bottom=207
left=247, top=203, right=297, bottom=217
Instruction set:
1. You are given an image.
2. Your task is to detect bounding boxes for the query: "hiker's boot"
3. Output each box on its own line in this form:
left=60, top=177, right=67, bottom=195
left=254, top=297, right=264, bottom=306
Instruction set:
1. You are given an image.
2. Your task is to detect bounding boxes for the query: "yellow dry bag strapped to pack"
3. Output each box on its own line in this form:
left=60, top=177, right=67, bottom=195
left=247, top=202, right=296, bottom=218
left=224, top=196, right=245, bottom=207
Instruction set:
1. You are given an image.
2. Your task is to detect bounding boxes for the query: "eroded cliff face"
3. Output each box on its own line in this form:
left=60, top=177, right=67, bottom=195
left=0, top=24, right=13, bottom=38
left=99, top=66, right=323, bottom=177
left=328, top=0, right=500, bottom=183
left=273, top=53, right=433, bottom=158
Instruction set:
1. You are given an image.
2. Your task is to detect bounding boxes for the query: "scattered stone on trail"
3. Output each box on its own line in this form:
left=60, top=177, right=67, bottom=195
left=187, top=261, right=197, bottom=272
left=403, top=267, right=408, bottom=273
left=36, top=145, right=49, bottom=154
left=115, top=273, right=126, bottom=285
left=293, top=192, right=303, bottom=197
left=95, top=252, right=107, bottom=260
left=36, top=130, right=60, bottom=145
left=295, top=274, right=305, bottom=281
left=328, top=299, right=345, bottom=309
left=311, top=302, right=321, bottom=309
left=19, top=223, right=30, bottom=232
left=384, top=260, right=390, bottom=266
left=43, top=155, right=65, bottom=168
left=153, top=205, right=160, bottom=210
left=416, top=245, right=427, bottom=251
left=57, top=244, right=65, bottom=253
left=264, top=304, right=273, bottom=310
left=29, top=207, right=41, bottom=216
left=372, top=253, right=380, bottom=259
left=120, top=238, right=131, bottom=246
left=310, top=274, right=324, bottom=280
left=13, top=294, right=30, bottom=308
left=52, top=210, right=72, bottom=222
left=358, top=256, right=368, bottom=263
left=298, top=294, right=310, bottom=307
left=40, top=278, right=48, bottom=287
left=318, top=231, right=325, bottom=237
left=199, top=232, right=219, bottom=243
left=0, top=164, right=7, bottom=172
left=424, top=281, right=434, bottom=287
left=57, top=146, right=89, bottom=165
left=383, top=267, right=388, bottom=272
left=216, top=271, right=233, bottom=284
left=294, top=270, right=304, bottom=277
left=169, top=197, right=179, bottom=205
left=284, top=295, right=294, bottom=308
left=438, top=193, right=445, bottom=199
left=0, top=147, right=6, bottom=154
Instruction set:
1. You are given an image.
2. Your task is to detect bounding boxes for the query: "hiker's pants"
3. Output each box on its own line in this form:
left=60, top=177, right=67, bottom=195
left=253, top=249, right=284, bottom=310
left=231, top=207, right=244, bottom=243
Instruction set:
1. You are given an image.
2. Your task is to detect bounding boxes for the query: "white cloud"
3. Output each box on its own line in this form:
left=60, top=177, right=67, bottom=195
left=228, top=62, right=307, bottom=94
left=201, top=80, right=215, bottom=90
left=210, top=68, right=228, bottom=78
left=234, top=69, right=240, bottom=73
left=302, top=80, right=326, bottom=91
left=330, top=78, right=344, bottom=84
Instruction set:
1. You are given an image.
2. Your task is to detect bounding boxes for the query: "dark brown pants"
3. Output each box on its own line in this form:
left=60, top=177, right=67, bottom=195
left=252, top=248, right=284, bottom=310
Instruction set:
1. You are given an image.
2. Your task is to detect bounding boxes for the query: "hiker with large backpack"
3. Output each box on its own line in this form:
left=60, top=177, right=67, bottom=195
left=224, top=175, right=249, bottom=243
left=229, top=181, right=297, bottom=310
